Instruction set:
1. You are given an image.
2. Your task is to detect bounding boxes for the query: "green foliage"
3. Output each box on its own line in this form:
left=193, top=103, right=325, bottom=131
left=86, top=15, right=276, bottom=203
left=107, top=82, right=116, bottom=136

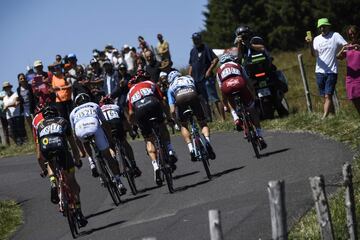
left=0, top=200, right=23, bottom=240
left=202, top=0, right=360, bottom=50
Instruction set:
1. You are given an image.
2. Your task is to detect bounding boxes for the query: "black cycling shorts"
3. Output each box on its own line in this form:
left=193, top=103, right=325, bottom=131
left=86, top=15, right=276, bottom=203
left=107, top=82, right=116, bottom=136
left=134, top=96, right=165, bottom=138
left=108, top=118, right=126, bottom=140
left=42, top=149, right=75, bottom=172
left=175, top=88, right=205, bottom=123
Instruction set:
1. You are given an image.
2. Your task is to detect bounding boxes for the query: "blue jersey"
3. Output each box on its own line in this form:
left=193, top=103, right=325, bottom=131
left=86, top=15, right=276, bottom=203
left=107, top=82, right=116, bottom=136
left=167, top=75, right=196, bottom=105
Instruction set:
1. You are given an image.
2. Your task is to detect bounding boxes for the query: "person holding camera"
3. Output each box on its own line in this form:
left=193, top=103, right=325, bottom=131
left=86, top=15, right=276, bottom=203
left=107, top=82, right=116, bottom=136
left=306, top=18, right=347, bottom=119
left=234, top=25, right=289, bottom=117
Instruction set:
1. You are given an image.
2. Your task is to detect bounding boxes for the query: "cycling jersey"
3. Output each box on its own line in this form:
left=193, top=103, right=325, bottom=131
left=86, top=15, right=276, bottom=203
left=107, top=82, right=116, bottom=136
left=37, top=117, right=71, bottom=153
left=101, top=104, right=125, bottom=139
left=69, top=102, right=109, bottom=151
left=167, top=75, right=196, bottom=105
left=127, top=80, right=163, bottom=112
left=216, top=61, right=253, bottom=105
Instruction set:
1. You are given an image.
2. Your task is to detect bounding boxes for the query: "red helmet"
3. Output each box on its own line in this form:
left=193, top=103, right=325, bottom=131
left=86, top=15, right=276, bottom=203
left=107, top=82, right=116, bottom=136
left=136, top=69, right=150, bottom=81
left=128, top=76, right=138, bottom=89
left=99, top=95, right=114, bottom=107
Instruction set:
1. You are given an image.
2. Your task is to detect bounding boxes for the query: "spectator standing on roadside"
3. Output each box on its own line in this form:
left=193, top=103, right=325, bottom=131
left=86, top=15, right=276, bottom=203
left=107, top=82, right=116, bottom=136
left=189, top=32, right=224, bottom=122
left=17, top=73, right=35, bottom=130
left=144, top=50, right=161, bottom=83
left=25, top=66, right=36, bottom=84
left=112, top=49, right=125, bottom=70
left=123, top=45, right=136, bottom=75
left=157, top=33, right=171, bottom=61
left=104, top=44, right=115, bottom=60
left=306, top=18, right=347, bottom=119
left=337, top=25, right=360, bottom=114
left=55, top=54, right=62, bottom=64
left=52, top=63, right=72, bottom=121
left=72, top=65, right=92, bottom=97
left=111, top=63, right=131, bottom=107
left=3, top=82, right=26, bottom=145
left=65, top=53, right=78, bottom=85
left=32, top=60, right=54, bottom=106
left=102, top=60, right=119, bottom=96
left=0, top=90, right=10, bottom=145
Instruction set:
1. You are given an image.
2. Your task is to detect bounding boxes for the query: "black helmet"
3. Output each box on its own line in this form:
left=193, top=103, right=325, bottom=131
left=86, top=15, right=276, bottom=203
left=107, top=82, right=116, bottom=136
left=74, top=93, right=90, bottom=106
left=235, top=25, right=251, bottom=36
left=42, top=105, right=59, bottom=119
left=192, top=32, right=202, bottom=40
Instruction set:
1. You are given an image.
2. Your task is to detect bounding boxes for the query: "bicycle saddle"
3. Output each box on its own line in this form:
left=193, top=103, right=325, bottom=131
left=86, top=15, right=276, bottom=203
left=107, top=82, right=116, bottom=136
left=183, top=109, right=193, bottom=117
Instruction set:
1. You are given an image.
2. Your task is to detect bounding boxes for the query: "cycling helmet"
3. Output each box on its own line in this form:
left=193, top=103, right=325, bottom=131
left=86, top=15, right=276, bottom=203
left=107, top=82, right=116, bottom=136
left=34, top=104, right=45, bottom=115
left=74, top=93, right=90, bottom=106
left=136, top=69, right=150, bottom=81
left=192, top=32, right=202, bottom=40
left=67, top=53, right=77, bottom=60
left=99, top=95, right=114, bottom=107
left=220, top=53, right=235, bottom=64
left=167, top=70, right=181, bottom=84
left=235, top=25, right=251, bottom=36
left=42, top=105, right=59, bottom=119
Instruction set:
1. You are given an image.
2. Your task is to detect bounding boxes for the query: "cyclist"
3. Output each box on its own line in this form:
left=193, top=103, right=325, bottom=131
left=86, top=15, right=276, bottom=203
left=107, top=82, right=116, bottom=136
left=216, top=53, right=267, bottom=149
left=99, top=95, right=142, bottom=177
left=166, top=70, right=216, bottom=161
left=69, top=93, right=127, bottom=195
left=127, top=70, right=177, bottom=184
left=36, top=105, right=88, bottom=227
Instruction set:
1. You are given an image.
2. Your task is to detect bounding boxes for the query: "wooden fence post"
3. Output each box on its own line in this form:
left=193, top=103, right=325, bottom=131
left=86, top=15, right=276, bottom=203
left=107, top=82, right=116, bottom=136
left=309, top=176, right=335, bottom=240
left=332, top=90, right=340, bottom=113
left=268, top=180, right=288, bottom=240
left=0, top=120, right=5, bottom=145
left=209, top=209, right=223, bottom=240
left=343, top=163, right=358, bottom=240
left=297, top=54, right=313, bottom=112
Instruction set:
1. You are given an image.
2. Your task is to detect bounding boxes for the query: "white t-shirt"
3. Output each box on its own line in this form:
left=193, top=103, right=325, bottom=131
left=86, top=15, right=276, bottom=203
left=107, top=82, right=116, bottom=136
left=313, top=32, right=347, bottom=73
left=3, top=92, right=21, bottom=119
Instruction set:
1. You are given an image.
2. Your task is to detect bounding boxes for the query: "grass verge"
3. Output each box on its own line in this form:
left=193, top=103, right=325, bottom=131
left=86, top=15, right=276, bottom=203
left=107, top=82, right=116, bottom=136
left=0, top=200, right=23, bottom=240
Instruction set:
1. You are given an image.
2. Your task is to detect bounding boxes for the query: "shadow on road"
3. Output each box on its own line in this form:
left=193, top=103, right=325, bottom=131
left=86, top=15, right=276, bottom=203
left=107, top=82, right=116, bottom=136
left=122, top=193, right=150, bottom=203
left=175, top=179, right=211, bottom=192
left=260, top=148, right=290, bottom=158
left=173, top=171, right=199, bottom=180
left=86, top=207, right=115, bottom=220
left=138, top=185, right=162, bottom=194
left=212, top=166, right=245, bottom=179
left=80, top=220, right=127, bottom=236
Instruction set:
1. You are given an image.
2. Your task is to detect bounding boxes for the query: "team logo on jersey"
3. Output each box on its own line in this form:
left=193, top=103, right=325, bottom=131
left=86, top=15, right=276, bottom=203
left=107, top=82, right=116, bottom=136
left=42, top=138, right=49, bottom=145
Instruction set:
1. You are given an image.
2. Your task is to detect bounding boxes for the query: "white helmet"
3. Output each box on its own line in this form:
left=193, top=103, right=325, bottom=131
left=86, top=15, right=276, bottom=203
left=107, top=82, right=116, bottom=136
left=167, top=70, right=181, bottom=84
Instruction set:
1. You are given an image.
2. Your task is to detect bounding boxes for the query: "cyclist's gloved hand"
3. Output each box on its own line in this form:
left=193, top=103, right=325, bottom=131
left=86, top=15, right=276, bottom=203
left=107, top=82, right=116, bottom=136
left=40, top=169, right=48, bottom=178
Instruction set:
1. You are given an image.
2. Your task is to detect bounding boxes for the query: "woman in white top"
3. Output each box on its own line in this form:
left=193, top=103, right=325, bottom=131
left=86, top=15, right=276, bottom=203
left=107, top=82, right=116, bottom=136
left=3, top=81, right=26, bottom=145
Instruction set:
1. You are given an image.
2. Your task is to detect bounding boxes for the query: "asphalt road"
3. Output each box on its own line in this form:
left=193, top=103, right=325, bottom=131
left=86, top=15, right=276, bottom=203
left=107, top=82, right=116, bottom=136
left=0, top=131, right=352, bottom=240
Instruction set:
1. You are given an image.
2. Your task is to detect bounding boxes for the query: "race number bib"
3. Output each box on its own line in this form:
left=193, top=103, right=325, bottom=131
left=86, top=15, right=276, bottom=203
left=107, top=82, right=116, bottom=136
left=103, top=110, right=119, bottom=121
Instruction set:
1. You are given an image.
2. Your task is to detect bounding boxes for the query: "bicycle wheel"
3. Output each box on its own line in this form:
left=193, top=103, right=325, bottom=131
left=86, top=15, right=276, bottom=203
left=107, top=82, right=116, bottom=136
left=65, top=203, right=78, bottom=239
left=115, top=143, right=137, bottom=195
left=197, top=137, right=212, bottom=180
left=249, top=128, right=261, bottom=159
left=162, top=166, right=174, bottom=193
left=100, top=162, right=121, bottom=206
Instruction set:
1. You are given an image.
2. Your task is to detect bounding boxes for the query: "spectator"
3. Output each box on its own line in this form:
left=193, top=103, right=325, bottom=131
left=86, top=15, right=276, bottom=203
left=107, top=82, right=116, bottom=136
left=65, top=53, right=78, bottom=85
left=157, top=33, right=171, bottom=61
left=189, top=32, right=225, bottom=122
left=32, top=60, right=54, bottom=106
left=3, top=82, right=26, bottom=145
left=55, top=54, right=62, bottom=64
left=25, top=66, right=35, bottom=84
left=102, top=60, right=119, bottom=96
left=138, top=35, right=149, bottom=51
left=0, top=90, right=10, bottom=145
left=123, top=44, right=136, bottom=75
left=112, top=49, right=126, bottom=70
left=52, top=63, right=72, bottom=121
left=337, top=25, right=360, bottom=114
left=111, top=63, right=131, bottom=108
left=144, top=50, right=161, bottom=82
left=88, top=59, right=105, bottom=103
left=104, top=44, right=115, bottom=60
left=17, top=73, right=35, bottom=130
left=72, top=65, right=92, bottom=97
left=306, top=18, right=347, bottom=119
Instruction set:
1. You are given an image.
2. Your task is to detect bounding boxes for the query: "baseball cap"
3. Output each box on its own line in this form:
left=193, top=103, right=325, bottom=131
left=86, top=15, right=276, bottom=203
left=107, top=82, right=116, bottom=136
left=123, top=44, right=130, bottom=49
left=119, top=63, right=127, bottom=69
left=3, top=82, right=13, bottom=89
left=159, top=71, right=167, bottom=78
left=317, top=18, right=331, bottom=28
left=33, top=60, right=43, bottom=67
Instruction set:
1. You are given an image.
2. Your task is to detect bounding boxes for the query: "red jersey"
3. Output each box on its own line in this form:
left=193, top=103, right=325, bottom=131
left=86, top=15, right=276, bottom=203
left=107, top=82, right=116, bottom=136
left=32, top=112, right=44, bottom=143
left=127, top=81, right=163, bottom=111
left=216, top=61, right=244, bottom=85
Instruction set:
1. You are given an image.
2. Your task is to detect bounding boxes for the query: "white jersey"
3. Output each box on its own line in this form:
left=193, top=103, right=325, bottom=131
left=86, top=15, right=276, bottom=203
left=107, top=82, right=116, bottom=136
left=101, top=104, right=121, bottom=121
left=313, top=31, right=347, bottom=73
left=69, top=102, right=105, bottom=138
left=167, top=75, right=196, bottom=105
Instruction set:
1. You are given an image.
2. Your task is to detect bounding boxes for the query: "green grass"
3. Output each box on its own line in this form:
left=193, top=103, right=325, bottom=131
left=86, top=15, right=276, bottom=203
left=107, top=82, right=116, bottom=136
left=0, top=200, right=23, bottom=240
